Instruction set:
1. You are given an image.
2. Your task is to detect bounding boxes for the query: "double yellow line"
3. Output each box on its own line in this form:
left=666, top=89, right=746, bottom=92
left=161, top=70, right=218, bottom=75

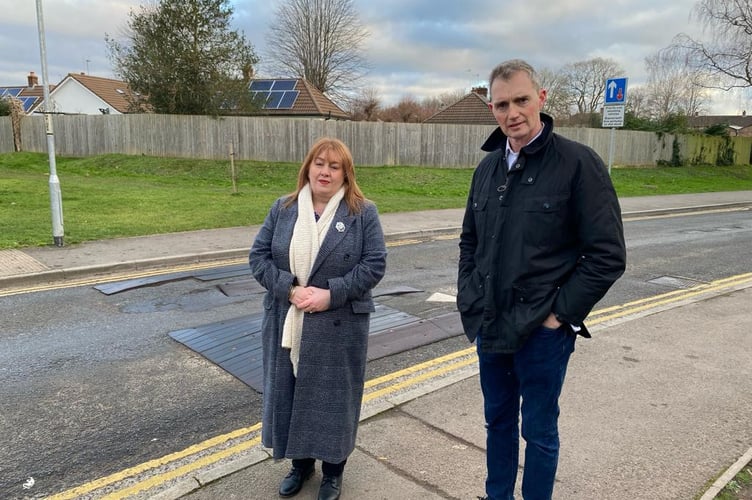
left=39, top=271, right=752, bottom=499
left=587, top=272, right=752, bottom=327
left=0, top=258, right=248, bottom=298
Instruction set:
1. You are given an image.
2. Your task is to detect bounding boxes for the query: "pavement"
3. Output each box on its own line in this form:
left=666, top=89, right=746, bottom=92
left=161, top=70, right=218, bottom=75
left=2, top=191, right=752, bottom=500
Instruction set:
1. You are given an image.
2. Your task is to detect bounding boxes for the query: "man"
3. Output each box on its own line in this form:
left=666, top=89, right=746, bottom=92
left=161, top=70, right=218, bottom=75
left=457, top=59, right=626, bottom=500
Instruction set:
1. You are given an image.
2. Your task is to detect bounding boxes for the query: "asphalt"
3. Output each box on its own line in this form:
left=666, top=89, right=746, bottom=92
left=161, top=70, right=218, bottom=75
left=2, top=191, right=752, bottom=500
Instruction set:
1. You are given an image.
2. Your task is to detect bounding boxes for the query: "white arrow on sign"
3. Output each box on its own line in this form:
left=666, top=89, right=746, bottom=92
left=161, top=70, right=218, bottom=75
left=608, top=80, right=618, bottom=99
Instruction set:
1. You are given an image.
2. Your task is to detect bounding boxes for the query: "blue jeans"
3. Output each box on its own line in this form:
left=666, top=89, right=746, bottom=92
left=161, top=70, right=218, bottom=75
left=477, top=326, right=576, bottom=500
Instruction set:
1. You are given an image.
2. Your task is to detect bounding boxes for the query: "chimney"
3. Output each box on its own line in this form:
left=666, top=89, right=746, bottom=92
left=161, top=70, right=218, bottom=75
left=471, top=86, right=488, bottom=98
left=27, top=71, right=39, bottom=87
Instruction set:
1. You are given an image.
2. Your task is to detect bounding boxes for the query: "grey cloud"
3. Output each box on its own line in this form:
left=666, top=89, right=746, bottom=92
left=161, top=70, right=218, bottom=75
left=2, top=0, right=731, bottom=111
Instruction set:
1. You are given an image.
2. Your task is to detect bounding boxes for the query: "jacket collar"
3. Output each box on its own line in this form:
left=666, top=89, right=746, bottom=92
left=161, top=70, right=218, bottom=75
left=481, top=112, right=555, bottom=154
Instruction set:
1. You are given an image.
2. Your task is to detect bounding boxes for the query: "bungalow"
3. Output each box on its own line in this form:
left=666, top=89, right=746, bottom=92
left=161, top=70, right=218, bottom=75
left=687, top=113, right=752, bottom=136
left=423, top=87, right=497, bottom=125
left=248, top=78, right=349, bottom=120
left=29, top=73, right=142, bottom=115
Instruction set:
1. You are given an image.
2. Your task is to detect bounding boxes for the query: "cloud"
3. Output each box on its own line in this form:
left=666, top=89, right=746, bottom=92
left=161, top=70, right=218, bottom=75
left=1, top=0, right=745, bottom=114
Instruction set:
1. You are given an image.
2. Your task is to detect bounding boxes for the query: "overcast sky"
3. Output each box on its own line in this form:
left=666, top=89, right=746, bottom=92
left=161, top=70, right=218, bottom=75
left=2, top=0, right=751, bottom=114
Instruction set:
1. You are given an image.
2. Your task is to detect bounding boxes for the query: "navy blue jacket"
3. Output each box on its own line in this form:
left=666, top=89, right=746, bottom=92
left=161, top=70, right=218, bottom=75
left=457, top=113, right=626, bottom=352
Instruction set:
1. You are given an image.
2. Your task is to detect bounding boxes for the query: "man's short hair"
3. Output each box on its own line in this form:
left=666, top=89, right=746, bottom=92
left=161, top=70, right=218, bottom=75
left=488, top=59, right=541, bottom=92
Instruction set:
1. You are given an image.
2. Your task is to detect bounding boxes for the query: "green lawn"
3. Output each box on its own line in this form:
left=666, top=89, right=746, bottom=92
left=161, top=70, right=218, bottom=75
left=2, top=152, right=752, bottom=249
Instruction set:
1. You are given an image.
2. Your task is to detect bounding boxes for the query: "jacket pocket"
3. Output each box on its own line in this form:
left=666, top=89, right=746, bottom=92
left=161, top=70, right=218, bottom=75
left=512, top=283, right=558, bottom=336
left=471, top=195, right=489, bottom=240
left=522, top=194, right=570, bottom=248
left=457, top=269, right=484, bottom=314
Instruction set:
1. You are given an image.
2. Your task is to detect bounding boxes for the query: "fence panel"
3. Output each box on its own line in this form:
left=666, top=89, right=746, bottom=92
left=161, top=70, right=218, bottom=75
left=0, top=117, right=13, bottom=153
left=3, top=114, right=752, bottom=167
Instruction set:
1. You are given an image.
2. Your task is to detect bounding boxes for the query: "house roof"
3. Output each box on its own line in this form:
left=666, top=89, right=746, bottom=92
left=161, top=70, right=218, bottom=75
left=423, top=91, right=497, bottom=125
left=249, top=78, right=349, bottom=120
left=687, top=114, right=752, bottom=130
left=0, top=77, right=52, bottom=114
left=55, top=73, right=140, bottom=113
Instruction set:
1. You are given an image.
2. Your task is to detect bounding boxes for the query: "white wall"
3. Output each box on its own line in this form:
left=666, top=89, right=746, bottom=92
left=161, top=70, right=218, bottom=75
left=48, top=78, right=119, bottom=115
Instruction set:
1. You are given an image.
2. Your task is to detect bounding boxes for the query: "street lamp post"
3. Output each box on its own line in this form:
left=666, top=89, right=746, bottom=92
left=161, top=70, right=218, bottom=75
left=35, top=0, right=64, bottom=247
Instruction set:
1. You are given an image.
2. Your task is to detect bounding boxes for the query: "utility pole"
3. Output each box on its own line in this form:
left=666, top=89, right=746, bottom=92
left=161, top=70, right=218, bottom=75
left=35, top=0, right=64, bottom=246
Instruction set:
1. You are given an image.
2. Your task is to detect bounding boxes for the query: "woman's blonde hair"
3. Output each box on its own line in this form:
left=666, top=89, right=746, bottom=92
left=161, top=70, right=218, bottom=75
left=284, top=137, right=366, bottom=213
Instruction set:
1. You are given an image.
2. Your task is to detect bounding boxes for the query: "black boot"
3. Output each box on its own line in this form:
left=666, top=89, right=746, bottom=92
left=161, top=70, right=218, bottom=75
left=317, top=474, right=342, bottom=500
left=278, top=462, right=315, bottom=498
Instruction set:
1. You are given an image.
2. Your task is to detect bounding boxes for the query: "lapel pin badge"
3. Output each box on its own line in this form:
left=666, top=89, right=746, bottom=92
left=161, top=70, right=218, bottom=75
left=335, top=222, right=345, bottom=232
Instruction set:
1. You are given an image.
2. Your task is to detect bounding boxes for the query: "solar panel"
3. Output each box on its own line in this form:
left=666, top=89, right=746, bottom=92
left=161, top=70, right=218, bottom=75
left=251, top=90, right=270, bottom=105
left=271, top=80, right=296, bottom=91
left=250, top=80, right=273, bottom=91
left=278, top=90, right=299, bottom=109
left=266, top=91, right=284, bottom=109
left=1, top=87, right=24, bottom=97
left=21, top=97, right=37, bottom=112
left=249, top=80, right=300, bottom=110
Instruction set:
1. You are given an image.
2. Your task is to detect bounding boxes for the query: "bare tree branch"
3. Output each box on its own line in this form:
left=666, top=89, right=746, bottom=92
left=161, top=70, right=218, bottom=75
left=671, top=0, right=752, bottom=90
left=643, top=47, right=709, bottom=119
left=561, top=57, right=624, bottom=114
left=265, top=0, right=369, bottom=103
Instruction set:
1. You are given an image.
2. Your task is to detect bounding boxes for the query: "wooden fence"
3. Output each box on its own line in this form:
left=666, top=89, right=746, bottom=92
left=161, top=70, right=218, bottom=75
left=1, top=114, right=751, bottom=167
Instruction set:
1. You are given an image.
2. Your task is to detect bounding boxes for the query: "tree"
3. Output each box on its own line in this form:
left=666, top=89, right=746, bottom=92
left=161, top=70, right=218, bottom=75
left=562, top=57, right=624, bottom=114
left=672, top=0, right=752, bottom=90
left=106, top=0, right=258, bottom=115
left=643, top=47, right=708, bottom=119
left=0, top=97, right=10, bottom=117
left=381, top=96, right=423, bottom=123
left=625, top=86, right=649, bottom=119
left=265, top=0, right=369, bottom=103
left=537, top=66, right=572, bottom=120
left=347, top=87, right=381, bottom=121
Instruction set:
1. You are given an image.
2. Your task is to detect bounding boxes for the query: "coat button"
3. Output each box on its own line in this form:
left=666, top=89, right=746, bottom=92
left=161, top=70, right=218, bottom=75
left=543, top=202, right=550, bottom=209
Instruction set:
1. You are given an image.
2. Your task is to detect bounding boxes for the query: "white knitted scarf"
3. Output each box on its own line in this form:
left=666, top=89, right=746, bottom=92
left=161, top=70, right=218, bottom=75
left=282, top=183, right=345, bottom=376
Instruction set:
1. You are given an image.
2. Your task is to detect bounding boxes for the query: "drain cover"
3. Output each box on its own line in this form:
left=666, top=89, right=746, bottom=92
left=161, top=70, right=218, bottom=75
left=647, top=275, right=706, bottom=289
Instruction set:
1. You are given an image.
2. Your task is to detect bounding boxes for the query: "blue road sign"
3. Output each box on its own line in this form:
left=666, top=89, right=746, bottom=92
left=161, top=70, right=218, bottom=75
left=605, top=77, right=628, bottom=105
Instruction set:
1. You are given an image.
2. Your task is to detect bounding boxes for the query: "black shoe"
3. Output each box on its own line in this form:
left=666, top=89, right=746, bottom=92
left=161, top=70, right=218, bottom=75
left=278, top=464, right=315, bottom=497
left=317, top=474, right=342, bottom=500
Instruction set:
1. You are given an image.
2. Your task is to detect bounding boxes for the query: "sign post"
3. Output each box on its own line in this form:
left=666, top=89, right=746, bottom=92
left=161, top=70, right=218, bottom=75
left=602, top=77, right=628, bottom=175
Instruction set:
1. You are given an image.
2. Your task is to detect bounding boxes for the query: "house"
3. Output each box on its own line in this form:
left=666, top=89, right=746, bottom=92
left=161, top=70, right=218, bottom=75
left=0, top=72, right=50, bottom=114
left=687, top=113, right=752, bottom=136
left=13, top=73, right=142, bottom=115
left=5, top=72, right=348, bottom=118
left=248, top=78, right=349, bottom=120
left=423, top=87, right=497, bottom=125
left=28, top=73, right=144, bottom=115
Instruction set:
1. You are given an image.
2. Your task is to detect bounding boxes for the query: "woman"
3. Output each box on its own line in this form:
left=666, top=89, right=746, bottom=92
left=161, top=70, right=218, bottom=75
left=249, top=137, right=387, bottom=500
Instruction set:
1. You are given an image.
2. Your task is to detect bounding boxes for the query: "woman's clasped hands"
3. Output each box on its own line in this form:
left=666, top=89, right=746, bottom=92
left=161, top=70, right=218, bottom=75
left=290, top=285, right=331, bottom=314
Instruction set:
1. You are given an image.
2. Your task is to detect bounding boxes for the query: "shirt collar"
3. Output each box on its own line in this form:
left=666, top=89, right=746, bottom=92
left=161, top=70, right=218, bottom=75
left=506, top=123, right=545, bottom=169
left=506, top=123, right=545, bottom=157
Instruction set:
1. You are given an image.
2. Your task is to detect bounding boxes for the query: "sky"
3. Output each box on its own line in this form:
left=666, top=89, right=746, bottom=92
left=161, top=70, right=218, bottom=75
left=2, top=0, right=751, bottom=114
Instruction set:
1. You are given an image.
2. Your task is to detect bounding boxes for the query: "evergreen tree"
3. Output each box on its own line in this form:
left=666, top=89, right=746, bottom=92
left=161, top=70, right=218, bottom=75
left=107, top=0, right=258, bottom=115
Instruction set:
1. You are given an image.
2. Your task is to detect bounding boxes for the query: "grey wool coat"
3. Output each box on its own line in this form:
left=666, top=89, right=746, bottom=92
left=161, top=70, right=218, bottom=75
left=248, top=195, right=387, bottom=463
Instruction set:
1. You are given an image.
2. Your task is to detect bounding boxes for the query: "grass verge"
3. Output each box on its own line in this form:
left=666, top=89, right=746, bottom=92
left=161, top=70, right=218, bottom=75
left=1, top=152, right=752, bottom=249
left=716, top=465, right=752, bottom=500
